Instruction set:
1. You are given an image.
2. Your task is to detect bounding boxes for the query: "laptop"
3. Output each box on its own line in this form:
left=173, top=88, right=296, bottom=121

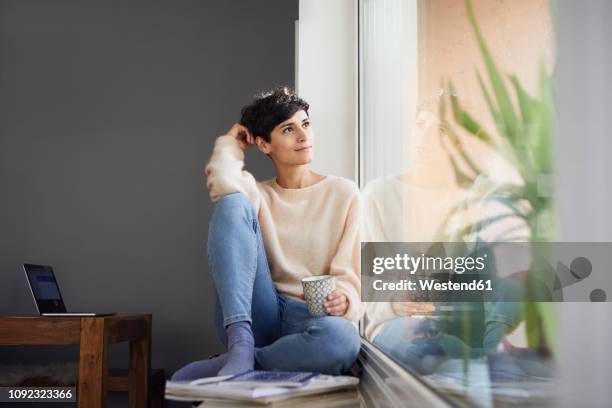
left=23, top=263, right=115, bottom=316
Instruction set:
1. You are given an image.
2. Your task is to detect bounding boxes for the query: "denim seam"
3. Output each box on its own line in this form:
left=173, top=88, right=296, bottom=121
left=246, top=215, right=258, bottom=325
left=220, top=227, right=257, bottom=326
left=279, top=295, right=287, bottom=322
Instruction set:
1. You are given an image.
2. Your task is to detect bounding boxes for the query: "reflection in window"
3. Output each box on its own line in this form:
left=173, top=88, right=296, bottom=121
left=359, top=0, right=557, bottom=406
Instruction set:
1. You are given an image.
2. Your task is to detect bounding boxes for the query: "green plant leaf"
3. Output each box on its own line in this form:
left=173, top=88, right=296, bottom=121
left=447, top=146, right=479, bottom=188
left=465, top=0, right=518, bottom=144
left=476, top=71, right=504, bottom=138
left=508, top=74, right=544, bottom=180
left=439, top=80, right=448, bottom=120
left=448, top=81, right=493, bottom=145
left=509, top=75, right=537, bottom=123
left=523, top=302, right=541, bottom=348
left=441, top=119, right=484, bottom=177
left=533, top=62, right=555, bottom=174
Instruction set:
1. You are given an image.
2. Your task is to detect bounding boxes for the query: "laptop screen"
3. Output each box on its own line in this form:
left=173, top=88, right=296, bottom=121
left=23, top=264, right=67, bottom=313
left=29, top=269, right=61, bottom=300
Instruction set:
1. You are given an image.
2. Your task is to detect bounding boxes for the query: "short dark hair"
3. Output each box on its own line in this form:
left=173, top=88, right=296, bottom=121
left=240, top=86, right=309, bottom=142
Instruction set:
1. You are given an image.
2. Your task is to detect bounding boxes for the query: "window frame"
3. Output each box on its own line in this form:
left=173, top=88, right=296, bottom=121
left=355, top=1, right=451, bottom=406
left=357, top=338, right=454, bottom=407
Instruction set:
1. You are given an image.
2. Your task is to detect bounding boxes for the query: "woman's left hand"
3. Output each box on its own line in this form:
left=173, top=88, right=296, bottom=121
left=324, top=289, right=349, bottom=316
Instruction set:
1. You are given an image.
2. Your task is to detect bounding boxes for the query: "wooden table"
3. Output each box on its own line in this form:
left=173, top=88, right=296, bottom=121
left=0, top=314, right=151, bottom=408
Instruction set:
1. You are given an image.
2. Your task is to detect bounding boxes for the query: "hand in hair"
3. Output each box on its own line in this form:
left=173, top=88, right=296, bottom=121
left=227, top=123, right=255, bottom=150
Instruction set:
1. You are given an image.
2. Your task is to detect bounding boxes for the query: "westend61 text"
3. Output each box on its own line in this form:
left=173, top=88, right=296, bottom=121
left=373, top=279, right=493, bottom=292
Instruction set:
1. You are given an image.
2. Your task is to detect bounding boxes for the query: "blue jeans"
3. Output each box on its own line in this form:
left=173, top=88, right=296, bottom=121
left=207, top=193, right=360, bottom=375
left=373, top=317, right=484, bottom=374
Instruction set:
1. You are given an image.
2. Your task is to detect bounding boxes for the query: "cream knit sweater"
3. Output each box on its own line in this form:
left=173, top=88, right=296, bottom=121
left=205, top=134, right=362, bottom=322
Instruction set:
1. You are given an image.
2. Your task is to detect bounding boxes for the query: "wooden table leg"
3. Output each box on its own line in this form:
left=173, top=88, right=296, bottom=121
left=129, top=315, right=151, bottom=407
left=78, top=318, right=108, bottom=408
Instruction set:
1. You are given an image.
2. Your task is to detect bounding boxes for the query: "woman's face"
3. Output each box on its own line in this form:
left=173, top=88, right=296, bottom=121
left=256, top=110, right=314, bottom=166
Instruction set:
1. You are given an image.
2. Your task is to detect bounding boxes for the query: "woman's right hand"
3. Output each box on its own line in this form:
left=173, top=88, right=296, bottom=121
left=392, top=302, right=435, bottom=317
left=227, top=123, right=255, bottom=150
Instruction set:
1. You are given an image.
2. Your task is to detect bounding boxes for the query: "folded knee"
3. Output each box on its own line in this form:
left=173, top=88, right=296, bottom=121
left=305, top=317, right=361, bottom=374
left=217, top=193, right=254, bottom=211
left=212, top=193, right=256, bottom=223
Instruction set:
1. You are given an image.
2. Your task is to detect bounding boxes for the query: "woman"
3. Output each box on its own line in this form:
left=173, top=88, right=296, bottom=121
left=172, top=87, right=361, bottom=380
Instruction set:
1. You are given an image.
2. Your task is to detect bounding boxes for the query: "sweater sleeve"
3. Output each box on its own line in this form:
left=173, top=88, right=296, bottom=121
left=204, top=134, right=261, bottom=211
left=329, top=189, right=363, bottom=322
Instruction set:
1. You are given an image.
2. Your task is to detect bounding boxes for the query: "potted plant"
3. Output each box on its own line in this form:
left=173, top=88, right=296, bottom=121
left=437, top=0, right=557, bottom=354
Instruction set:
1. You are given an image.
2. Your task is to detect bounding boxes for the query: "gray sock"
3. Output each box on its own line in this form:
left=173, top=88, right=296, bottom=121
left=218, top=321, right=255, bottom=376
left=171, top=353, right=229, bottom=381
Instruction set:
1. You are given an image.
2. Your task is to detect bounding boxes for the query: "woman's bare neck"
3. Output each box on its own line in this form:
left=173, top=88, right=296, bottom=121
left=274, top=167, right=325, bottom=189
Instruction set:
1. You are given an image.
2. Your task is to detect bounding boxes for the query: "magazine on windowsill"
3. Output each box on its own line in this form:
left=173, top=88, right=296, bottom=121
left=165, top=370, right=360, bottom=404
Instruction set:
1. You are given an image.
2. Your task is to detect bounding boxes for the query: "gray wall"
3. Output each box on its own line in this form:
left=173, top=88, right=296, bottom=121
left=0, top=0, right=297, bottom=378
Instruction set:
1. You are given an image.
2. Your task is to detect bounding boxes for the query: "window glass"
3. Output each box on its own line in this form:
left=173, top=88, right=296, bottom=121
left=359, top=0, right=557, bottom=406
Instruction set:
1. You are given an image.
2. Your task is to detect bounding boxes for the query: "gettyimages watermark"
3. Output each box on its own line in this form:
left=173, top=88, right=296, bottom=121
left=361, top=242, right=610, bottom=302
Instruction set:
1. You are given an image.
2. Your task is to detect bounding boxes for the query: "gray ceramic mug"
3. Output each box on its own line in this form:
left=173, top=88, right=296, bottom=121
left=301, top=275, right=336, bottom=316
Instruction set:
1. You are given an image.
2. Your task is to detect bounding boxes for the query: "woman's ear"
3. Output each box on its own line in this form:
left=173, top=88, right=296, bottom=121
left=255, top=136, right=271, bottom=155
